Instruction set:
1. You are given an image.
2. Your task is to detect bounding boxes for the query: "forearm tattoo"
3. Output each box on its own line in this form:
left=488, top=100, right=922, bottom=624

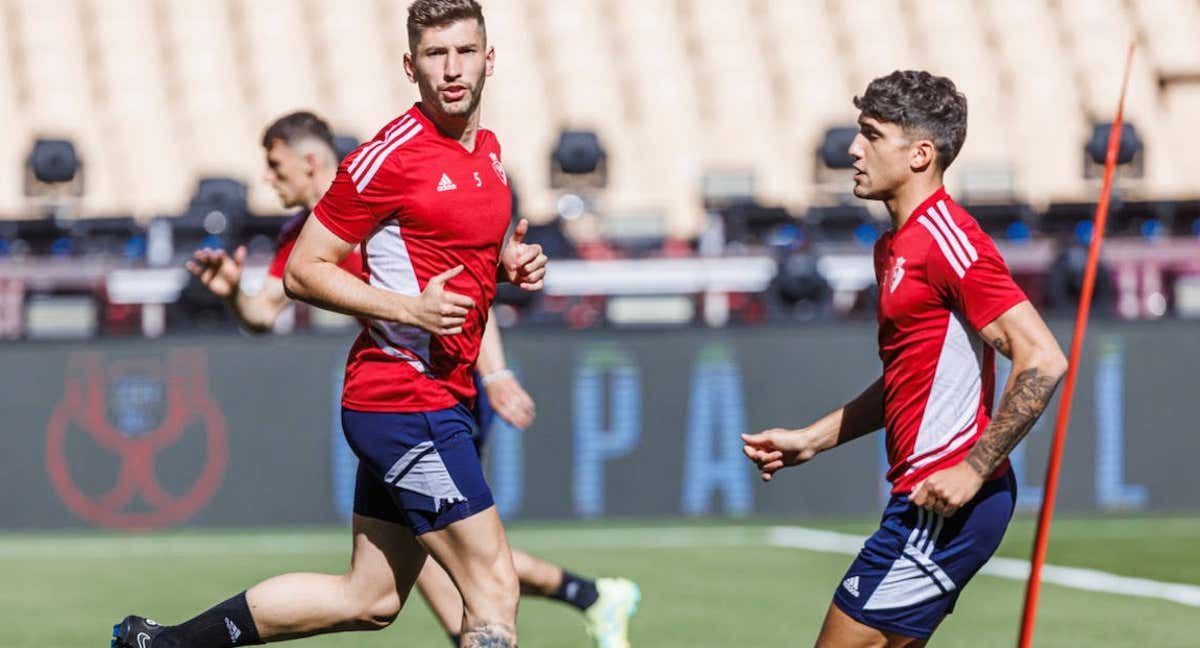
left=461, top=623, right=517, bottom=647
left=966, top=367, right=1061, bottom=477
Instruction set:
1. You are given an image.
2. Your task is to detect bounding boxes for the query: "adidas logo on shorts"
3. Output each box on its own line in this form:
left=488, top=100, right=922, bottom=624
left=437, top=173, right=457, bottom=192
left=225, top=617, right=242, bottom=643
left=842, top=576, right=860, bottom=598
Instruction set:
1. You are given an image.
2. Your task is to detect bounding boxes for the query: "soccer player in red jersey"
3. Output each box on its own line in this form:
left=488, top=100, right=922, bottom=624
left=113, top=2, right=546, bottom=647
left=185, top=112, right=362, bottom=328
left=743, top=71, right=1068, bottom=646
left=183, top=107, right=639, bottom=648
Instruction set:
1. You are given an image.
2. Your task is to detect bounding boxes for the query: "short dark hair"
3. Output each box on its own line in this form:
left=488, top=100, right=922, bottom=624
left=853, top=70, right=968, bottom=171
left=261, top=111, right=335, bottom=154
left=407, top=0, right=486, bottom=52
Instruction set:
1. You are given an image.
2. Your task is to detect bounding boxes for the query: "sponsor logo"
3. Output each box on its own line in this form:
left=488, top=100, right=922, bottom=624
left=46, top=351, right=228, bottom=529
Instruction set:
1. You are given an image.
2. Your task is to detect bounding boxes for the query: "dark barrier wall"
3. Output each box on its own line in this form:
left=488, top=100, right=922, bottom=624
left=0, top=321, right=1194, bottom=530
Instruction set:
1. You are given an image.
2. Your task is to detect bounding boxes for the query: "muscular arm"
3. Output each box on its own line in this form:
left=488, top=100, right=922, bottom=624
left=741, top=377, right=884, bottom=480
left=965, top=301, right=1068, bottom=477
left=284, top=217, right=405, bottom=320
left=284, top=217, right=474, bottom=335
left=476, top=311, right=507, bottom=376
left=801, top=377, right=886, bottom=453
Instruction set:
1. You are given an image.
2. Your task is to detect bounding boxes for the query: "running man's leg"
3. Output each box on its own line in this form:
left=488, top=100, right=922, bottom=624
left=415, top=556, right=465, bottom=644
left=245, top=514, right=427, bottom=639
left=814, top=602, right=927, bottom=648
left=419, top=506, right=519, bottom=647
left=344, top=404, right=520, bottom=646
left=115, top=514, right=427, bottom=648
left=508, top=549, right=642, bottom=648
left=418, top=545, right=640, bottom=647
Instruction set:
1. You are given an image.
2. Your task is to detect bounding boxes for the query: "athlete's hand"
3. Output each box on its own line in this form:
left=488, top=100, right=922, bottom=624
left=910, top=461, right=984, bottom=517
left=741, top=428, right=822, bottom=482
left=485, top=374, right=536, bottom=430
left=411, top=265, right=475, bottom=335
left=186, top=245, right=246, bottom=300
left=500, top=219, right=547, bottom=291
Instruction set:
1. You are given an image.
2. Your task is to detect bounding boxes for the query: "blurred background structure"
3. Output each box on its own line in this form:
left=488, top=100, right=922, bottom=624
left=3, top=3, right=1200, bottom=645
left=0, top=0, right=1198, bottom=338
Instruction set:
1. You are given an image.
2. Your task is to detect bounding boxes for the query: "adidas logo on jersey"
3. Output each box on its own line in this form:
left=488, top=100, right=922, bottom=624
left=436, top=173, right=457, bottom=192
left=842, top=576, right=860, bottom=598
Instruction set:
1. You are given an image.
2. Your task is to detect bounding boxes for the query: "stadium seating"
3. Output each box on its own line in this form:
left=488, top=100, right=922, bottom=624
left=0, top=0, right=1197, bottom=239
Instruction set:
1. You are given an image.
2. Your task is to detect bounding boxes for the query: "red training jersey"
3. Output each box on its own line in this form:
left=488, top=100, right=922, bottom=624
left=874, top=187, right=1027, bottom=494
left=267, top=209, right=364, bottom=280
left=313, top=104, right=512, bottom=413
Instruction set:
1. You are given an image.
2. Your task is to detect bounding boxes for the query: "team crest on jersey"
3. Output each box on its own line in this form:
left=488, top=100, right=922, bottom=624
left=889, top=256, right=906, bottom=293
left=489, top=152, right=507, bottom=186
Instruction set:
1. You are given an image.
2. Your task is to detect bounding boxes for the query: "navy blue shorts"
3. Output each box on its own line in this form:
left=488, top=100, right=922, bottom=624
left=343, top=404, right=495, bottom=535
left=833, top=470, right=1016, bottom=639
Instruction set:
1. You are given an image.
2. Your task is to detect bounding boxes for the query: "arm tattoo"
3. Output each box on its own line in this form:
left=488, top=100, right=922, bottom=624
left=966, top=367, right=1061, bottom=477
left=461, top=623, right=517, bottom=647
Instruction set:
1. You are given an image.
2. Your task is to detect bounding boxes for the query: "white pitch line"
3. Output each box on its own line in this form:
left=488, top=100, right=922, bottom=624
left=2, top=525, right=1198, bottom=607
left=764, top=526, right=1200, bottom=608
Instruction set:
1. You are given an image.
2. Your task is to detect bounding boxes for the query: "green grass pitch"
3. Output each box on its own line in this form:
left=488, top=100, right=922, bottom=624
left=5, top=515, right=1198, bottom=647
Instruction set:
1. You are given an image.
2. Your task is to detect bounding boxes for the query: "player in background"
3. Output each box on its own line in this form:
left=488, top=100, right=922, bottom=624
left=112, top=1, right=545, bottom=646
left=184, top=111, right=361, bottom=326
left=742, top=71, right=1067, bottom=646
left=184, top=89, right=639, bottom=648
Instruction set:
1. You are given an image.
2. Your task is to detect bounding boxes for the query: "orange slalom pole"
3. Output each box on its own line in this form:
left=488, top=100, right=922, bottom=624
left=1017, top=42, right=1137, bottom=648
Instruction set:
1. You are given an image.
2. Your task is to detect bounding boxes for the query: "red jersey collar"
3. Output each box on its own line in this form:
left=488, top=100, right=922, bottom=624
left=898, top=185, right=950, bottom=234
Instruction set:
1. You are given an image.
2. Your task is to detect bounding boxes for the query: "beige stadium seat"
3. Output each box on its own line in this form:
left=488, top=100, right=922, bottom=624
left=376, top=1, right=425, bottom=113
left=236, top=0, right=323, bottom=124
left=477, top=0, right=555, bottom=219
left=14, top=0, right=124, bottom=215
left=16, top=0, right=90, bottom=129
left=910, top=0, right=1015, bottom=175
left=610, top=0, right=701, bottom=226
left=87, top=0, right=188, bottom=217
left=539, top=0, right=624, bottom=132
left=1130, top=0, right=1200, bottom=76
left=0, top=6, right=28, bottom=218
left=1157, top=86, right=1200, bottom=198
left=309, top=0, right=398, bottom=138
left=688, top=0, right=777, bottom=204
left=612, top=0, right=699, bottom=123
left=162, top=0, right=258, bottom=195
left=828, top=0, right=923, bottom=90
left=1055, top=0, right=1154, bottom=119
left=762, top=0, right=853, bottom=124
left=986, top=0, right=1089, bottom=203
left=760, top=0, right=854, bottom=209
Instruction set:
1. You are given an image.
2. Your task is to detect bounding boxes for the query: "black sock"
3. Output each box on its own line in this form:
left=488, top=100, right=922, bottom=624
left=154, top=592, right=264, bottom=647
left=447, top=632, right=461, bottom=646
left=551, top=570, right=599, bottom=611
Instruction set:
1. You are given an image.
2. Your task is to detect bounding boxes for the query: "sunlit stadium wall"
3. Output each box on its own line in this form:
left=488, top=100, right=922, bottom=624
left=0, top=321, right=1193, bottom=530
